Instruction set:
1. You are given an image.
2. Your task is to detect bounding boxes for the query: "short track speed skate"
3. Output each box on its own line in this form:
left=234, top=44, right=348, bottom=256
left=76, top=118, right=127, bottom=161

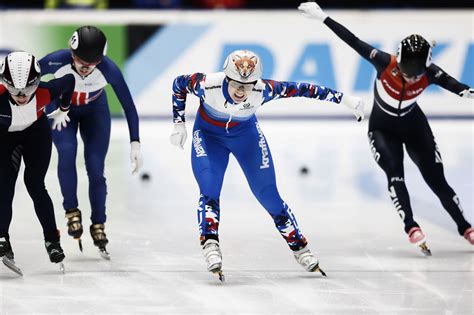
left=294, top=247, right=327, bottom=277
left=90, top=224, right=110, bottom=260
left=408, top=227, right=431, bottom=256
left=0, top=238, right=22, bottom=276
left=45, top=241, right=66, bottom=273
left=66, top=208, right=83, bottom=252
left=202, top=239, right=225, bottom=283
left=463, top=227, right=474, bottom=245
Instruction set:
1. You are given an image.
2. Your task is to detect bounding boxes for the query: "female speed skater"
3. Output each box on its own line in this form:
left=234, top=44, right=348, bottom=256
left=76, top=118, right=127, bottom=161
left=0, top=51, right=75, bottom=275
left=298, top=1, right=474, bottom=255
left=40, top=26, right=143, bottom=259
left=169, top=49, right=365, bottom=281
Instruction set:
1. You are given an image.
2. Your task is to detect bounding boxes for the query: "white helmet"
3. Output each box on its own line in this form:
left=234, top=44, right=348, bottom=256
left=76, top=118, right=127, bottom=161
left=223, top=50, right=262, bottom=83
left=0, top=51, right=41, bottom=96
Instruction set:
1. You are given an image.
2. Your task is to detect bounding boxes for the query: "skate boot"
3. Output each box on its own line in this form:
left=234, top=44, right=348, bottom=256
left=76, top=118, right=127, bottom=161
left=202, top=239, right=224, bottom=282
left=45, top=240, right=66, bottom=273
left=463, top=227, right=474, bottom=245
left=408, top=227, right=431, bottom=256
left=293, top=247, right=326, bottom=277
left=90, top=224, right=110, bottom=260
left=0, top=238, right=13, bottom=259
left=65, top=208, right=83, bottom=251
left=0, top=237, right=22, bottom=276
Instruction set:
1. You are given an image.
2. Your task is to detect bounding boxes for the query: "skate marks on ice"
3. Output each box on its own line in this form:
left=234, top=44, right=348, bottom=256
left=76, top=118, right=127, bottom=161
left=0, top=121, right=472, bottom=313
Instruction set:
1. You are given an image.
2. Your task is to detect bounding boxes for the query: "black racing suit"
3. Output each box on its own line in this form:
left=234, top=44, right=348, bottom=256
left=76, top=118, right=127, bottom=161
left=323, top=17, right=471, bottom=236
left=0, top=75, right=74, bottom=243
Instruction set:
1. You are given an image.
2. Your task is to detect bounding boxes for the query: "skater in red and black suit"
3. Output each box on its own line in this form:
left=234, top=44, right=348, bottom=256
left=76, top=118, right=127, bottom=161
left=298, top=1, right=474, bottom=254
left=0, top=51, right=75, bottom=275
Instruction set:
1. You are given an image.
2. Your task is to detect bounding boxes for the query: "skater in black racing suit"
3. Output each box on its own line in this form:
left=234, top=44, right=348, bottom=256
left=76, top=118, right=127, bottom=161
left=298, top=1, right=474, bottom=252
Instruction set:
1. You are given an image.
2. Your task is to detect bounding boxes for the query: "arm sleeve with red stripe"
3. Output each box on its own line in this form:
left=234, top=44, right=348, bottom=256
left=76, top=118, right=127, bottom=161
left=261, top=80, right=343, bottom=105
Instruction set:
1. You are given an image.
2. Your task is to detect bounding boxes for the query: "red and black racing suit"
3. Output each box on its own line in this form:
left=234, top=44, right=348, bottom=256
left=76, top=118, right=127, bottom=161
left=323, top=17, right=471, bottom=236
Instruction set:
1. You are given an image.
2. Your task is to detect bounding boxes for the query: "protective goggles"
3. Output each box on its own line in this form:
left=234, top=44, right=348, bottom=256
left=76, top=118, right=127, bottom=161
left=72, top=54, right=101, bottom=69
left=2, top=79, right=39, bottom=97
left=227, top=79, right=256, bottom=93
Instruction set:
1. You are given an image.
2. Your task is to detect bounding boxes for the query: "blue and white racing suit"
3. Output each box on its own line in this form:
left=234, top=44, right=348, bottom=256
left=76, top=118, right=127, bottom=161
left=173, top=72, right=344, bottom=250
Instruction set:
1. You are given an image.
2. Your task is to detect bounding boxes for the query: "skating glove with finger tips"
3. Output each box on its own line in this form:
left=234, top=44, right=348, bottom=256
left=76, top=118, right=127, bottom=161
left=340, top=95, right=365, bottom=122
left=47, top=108, right=70, bottom=131
left=130, top=141, right=143, bottom=175
left=170, top=122, right=188, bottom=150
left=459, top=88, right=474, bottom=99
left=298, top=1, right=328, bottom=22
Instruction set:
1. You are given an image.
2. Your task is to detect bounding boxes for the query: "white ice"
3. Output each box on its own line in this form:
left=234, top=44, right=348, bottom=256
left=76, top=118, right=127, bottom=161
left=1, top=118, right=473, bottom=314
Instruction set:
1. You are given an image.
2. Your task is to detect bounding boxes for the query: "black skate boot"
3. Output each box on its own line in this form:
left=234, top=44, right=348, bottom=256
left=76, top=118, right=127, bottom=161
left=65, top=208, right=83, bottom=252
left=0, top=237, right=13, bottom=259
left=45, top=240, right=66, bottom=273
left=0, top=237, right=22, bottom=276
left=90, top=224, right=110, bottom=260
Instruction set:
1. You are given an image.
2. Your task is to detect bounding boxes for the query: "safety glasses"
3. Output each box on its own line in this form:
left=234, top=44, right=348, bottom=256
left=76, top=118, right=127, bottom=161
left=2, top=80, right=39, bottom=97
left=72, top=54, right=101, bottom=69
left=228, top=79, right=256, bottom=93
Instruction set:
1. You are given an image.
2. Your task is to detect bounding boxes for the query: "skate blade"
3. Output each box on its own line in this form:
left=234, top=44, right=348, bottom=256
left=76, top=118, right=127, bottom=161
left=309, top=264, right=327, bottom=277
left=58, top=262, right=65, bottom=274
left=212, top=270, right=225, bottom=283
left=419, top=242, right=432, bottom=256
left=77, top=239, right=83, bottom=252
left=2, top=256, right=23, bottom=276
left=99, top=248, right=111, bottom=260
left=209, top=264, right=225, bottom=283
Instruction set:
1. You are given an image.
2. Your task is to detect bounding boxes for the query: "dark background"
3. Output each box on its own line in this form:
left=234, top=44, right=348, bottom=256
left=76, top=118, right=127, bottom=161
left=1, top=0, right=473, bottom=9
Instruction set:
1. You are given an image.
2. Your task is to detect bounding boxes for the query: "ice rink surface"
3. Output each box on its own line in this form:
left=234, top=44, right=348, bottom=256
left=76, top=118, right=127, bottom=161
left=0, top=118, right=472, bottom=314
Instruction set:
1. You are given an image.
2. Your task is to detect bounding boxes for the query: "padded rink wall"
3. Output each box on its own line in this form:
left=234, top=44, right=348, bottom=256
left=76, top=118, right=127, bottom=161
left=0, top=9, right=472, bottom=117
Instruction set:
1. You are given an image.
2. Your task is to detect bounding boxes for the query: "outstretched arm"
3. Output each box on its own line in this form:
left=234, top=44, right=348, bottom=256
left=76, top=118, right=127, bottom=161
left=262, top=79, right=365, bottom=121
left=298, top=1, right=390, bottom=71
left=427, top=64, right=473, bottom=98
left=261, top=79, right=342, bottom=104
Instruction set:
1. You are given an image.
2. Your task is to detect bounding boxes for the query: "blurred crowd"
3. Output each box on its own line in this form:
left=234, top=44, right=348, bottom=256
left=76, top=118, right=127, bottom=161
left=0, top=0, right=472, bottom=9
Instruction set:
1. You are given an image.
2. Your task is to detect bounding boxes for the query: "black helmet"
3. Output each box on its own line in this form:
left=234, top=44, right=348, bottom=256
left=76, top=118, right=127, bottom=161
left=396, top=34, right=432, bottom=77
left=69, top=25, right=107, bottom=63
left=0, top=51, right=41, bottom=96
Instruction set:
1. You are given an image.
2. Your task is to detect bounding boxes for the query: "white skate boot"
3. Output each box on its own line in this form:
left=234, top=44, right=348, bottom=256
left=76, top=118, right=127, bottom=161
left=293, top=247, right=326, bottom=276
left=202, top=239, right=224, bottom=282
